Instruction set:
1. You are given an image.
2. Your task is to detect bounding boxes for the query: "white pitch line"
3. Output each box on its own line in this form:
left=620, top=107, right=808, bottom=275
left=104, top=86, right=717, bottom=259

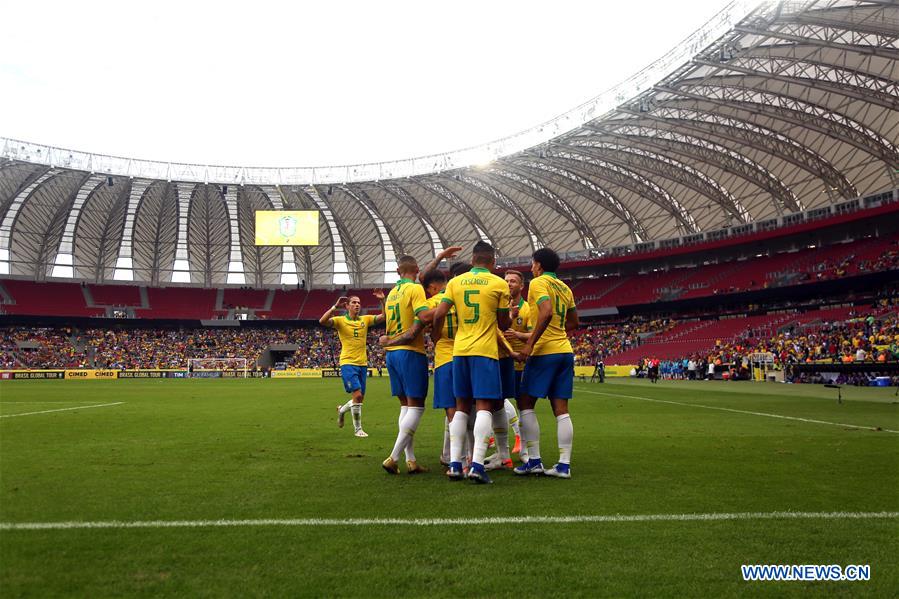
left=576, top=387, right=899, bottom=434
left=0, top=402, right=124, bottom=419
left=0, top=401, right=88, bottom=404
left=1, top=511, right=896, bottom=531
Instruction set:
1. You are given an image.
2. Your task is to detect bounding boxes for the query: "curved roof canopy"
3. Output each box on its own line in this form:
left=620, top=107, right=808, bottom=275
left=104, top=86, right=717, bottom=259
left=0, top=0, right=896, bottom=286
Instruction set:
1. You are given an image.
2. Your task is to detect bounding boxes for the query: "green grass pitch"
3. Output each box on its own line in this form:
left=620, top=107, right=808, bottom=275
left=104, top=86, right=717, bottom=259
left=1, top=378, right=897, bottom=597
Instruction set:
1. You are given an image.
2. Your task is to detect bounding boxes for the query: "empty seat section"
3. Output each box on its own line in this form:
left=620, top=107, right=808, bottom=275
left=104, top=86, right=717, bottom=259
left=676, top=262, right=743, bottom=299
left=606, top=313, right=795, bottom=365
left=600, top=271, right=682, bottom=306
left=142, top=288, right=216, bottom=319
left=1, top=280, right=104, bottom=317
left=574, top=277, right=626, bottom=307
left=297, top=290, right=340, bottom=319
left=222, top=289, right=269, bottom=309
left=268, top=289, right=306, bottom=319
left=88, top=284, right=141, bottom=306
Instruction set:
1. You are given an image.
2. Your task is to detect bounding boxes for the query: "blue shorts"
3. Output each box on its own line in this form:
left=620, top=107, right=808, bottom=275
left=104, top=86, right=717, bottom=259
left=386, top=349, right=428, bottom=399
left=499, top=357, right=516, bottom=400
left=340, top=365, right=367, bottom=395
left=452, top=356, right=501, bottom=401
left=514, top=369, right=523, bottom=399
left=521, top=353, right=574, bottom=400
left=433, top=363, right=455, bottom=409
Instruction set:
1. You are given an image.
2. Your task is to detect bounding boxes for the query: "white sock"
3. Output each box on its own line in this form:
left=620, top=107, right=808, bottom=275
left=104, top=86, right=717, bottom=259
left=492, top=409, right=510, bottom=461
left=392, top=406, right=408, bottom=462
left=351, top=403, right=362, bottom=431
left=556, top=413, right=573, bottom=465
left=466, top=414, right=475, bottom=467
left=405, top=407, right=423, bottom=462
left=390, top=406, right=424, bottom=462
left=339, top=399, right=353, bottom=414
left=505, top=399, right=521, bottom=439
left=472, top=410, right=493, bottom=466
left=449, top=412, right=469, bottom=464
left=397, top=406, right=414, bottom=461
left=520, top=409, right=541, bottom=462
left=441, top=416, right=451, bottom=463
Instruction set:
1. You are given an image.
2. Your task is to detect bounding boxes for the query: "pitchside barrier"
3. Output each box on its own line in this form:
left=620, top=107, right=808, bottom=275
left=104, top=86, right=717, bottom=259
left=0, top=365, right=638, bottom=381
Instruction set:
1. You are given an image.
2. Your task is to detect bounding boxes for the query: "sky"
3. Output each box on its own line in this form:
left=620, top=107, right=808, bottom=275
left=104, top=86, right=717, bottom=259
left=0, top=0, right=733, bottom=168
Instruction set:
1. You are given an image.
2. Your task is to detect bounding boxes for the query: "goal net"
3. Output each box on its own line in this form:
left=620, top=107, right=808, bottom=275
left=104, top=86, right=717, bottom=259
left=188, top=357, right=248, bottom=378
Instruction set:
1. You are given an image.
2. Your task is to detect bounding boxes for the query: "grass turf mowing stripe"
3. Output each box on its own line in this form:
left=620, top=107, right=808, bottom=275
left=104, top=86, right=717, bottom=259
left=2, top=511, right=897, bottom=531
left=0, top=402, right=124, bottom=419
left=577, top=387, right=899, bottom=434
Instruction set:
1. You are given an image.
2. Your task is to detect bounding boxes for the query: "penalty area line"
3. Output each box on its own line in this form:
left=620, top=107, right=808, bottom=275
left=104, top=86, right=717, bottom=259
left=0, top=402, right=125, bottom=419
left=1, top=511, right=897, bottom=531
left=576, top=387, right=899, bottom=434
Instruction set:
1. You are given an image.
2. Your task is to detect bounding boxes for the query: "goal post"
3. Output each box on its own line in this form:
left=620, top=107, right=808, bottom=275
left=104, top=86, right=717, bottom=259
left=749, top=352, right=774, bottom=382
left=188, top=357, right=249, bottom=378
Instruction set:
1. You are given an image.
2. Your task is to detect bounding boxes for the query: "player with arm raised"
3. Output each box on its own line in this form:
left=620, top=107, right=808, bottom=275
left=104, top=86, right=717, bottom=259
left=384, top=261, right=471, bottom=468
left=379, top=255, right=431, bottom=475
left=319, top=292, right=385, bottom=438
left=418, top=246, right=463, bottom=280
left=514, top=248, right=578, bottom=479
left=423, top=241, right=511, bottom=484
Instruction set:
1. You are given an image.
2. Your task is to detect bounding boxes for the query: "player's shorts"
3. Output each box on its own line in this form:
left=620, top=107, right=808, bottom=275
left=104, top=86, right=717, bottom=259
left=386, top=349, right=428, bottom=399
left=499, top=357, right=516, bottom=400
left=433, top=363, right=455, bottom=409
left=340, top=364, right=367, bottom=394
left=514, top=370, right=523, bottom=399
left=452, top=355, right=501, bottom=401
left=521, top=352, right=574, bottom=400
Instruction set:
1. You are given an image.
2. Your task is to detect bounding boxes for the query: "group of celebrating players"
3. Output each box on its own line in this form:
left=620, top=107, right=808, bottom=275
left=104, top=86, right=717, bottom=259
left=319, top=241, right=577, bottom=484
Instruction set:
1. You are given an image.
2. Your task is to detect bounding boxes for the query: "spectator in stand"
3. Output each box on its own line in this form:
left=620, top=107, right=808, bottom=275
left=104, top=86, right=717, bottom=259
left=1, top=310, right=897, bottom=385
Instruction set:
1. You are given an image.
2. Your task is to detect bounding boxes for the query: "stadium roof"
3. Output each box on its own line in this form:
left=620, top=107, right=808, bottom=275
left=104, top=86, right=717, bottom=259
left=0, top=0, right=896, bottom=287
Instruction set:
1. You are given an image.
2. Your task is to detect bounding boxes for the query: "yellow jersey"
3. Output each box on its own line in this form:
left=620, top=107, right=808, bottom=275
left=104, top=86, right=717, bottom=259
left=510, top=297, right=532, bottom=371
left=528, top=272, right=575, bottom=356
left=427, top=292, right=456, bottom=369
left=332, top=314, right=377, bottom=366
left=385, top=278, right=429, bottom=354
left=442, top=267, right=511, bottom=359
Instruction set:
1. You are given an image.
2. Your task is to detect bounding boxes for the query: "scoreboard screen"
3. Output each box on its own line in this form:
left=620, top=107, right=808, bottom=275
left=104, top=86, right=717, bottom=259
left=254, top=211, right=319, bottom=246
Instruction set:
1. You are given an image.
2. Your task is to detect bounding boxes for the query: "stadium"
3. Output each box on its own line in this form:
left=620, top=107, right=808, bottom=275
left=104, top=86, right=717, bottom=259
left=1, top=0, right=897, bottom=596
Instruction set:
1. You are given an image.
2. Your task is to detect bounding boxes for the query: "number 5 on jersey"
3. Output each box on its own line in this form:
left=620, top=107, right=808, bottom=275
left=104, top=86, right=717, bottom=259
left=463, top=290, right=480, bottom=324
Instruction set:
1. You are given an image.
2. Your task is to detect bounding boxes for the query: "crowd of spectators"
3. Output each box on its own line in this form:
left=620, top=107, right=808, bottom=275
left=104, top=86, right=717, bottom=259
left=635, top=310, right=899, bottom=385
left=279, top=328, right=385, bottom=370
left=793, top=371, right=899, bottom=386
left=1, top=325, right=386, bottom=371
left=748, top=313, right=899, bottom=366
left=2, top=327, right=90, bottom=369
left=571, top=318, right=672, bottom=366
left=3, top=305, right=897, bottom=384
